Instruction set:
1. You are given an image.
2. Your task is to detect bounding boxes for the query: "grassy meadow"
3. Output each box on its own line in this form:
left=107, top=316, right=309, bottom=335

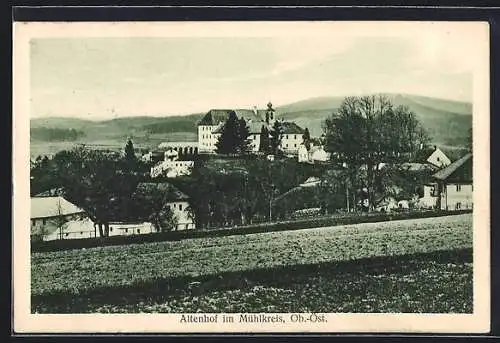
left=32, top=214, right=473, bottom=313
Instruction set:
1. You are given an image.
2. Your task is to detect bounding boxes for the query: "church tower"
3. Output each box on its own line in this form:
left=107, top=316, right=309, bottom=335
left=265, top=101, right=276, bottom=126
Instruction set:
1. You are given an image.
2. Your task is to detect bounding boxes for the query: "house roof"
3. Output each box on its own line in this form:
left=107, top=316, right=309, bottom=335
left=413, top=147, right=438, bottom=163
left=280, top=121, right=305, bottom=134
left=400, top=162, right=438, bottom=172
left=136, top=182, right=190, bottom=201
left=440, top=147, right=470, bottom=162
left=34, top=188, right=66, bottom=197
left=31, top=196, right=85, bottom=219
left=432, top=153, right=472, bottom=182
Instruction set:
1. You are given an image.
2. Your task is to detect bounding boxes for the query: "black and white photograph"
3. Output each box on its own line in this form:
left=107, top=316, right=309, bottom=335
left=12, top=20, right=490, bottom=333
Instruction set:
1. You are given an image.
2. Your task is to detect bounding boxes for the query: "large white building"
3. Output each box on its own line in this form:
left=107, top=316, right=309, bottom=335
left=197, top=102, right=305, bottom=154
left=30, top=196, right=96, bottom=241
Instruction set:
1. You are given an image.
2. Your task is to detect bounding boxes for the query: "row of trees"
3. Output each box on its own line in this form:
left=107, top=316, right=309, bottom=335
left=31, top=139, right=179, bottom=238
left=30, top=127, right=85, bottom=142
left=169, top=157, right=324, bottom=229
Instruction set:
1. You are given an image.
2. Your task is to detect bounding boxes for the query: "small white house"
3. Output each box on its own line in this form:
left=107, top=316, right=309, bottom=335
left=107, top=222, right=155, bottom=236
left=298, top=143, right=330, bottom=164
left=298, top=144, right=309, bottom=163
left=432, top=153, right=473, bottom=211
left=417, top=184, right=439, bottom=209
left=310, top=145, right=330, bottom=162
left=416, top=146, right=452, bottom=168
left=136, top=182, right=196, bottom=231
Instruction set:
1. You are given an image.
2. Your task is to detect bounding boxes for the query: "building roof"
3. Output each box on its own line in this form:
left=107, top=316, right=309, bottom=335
left=280, top=121, right=305, bottom=134
left=31, top=196, right=85, bottom=219
left=440, top=147, right=470, bottom=162
left=136, top=182, right=190, bottom=201
left=198, top=108, right=269, bottom=126
left=198, top=109, right=234, bottom=126
left=34, top=188, right=66, bottom=197
left=413, top=147, right=438, bottom=163
left=432, top=153, right=472, bottom=182
left=400, top=162, right=438, bottom=172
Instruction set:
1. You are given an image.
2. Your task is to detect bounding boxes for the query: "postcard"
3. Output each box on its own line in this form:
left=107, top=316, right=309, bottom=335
left=13, top=20, right=490, bottom=334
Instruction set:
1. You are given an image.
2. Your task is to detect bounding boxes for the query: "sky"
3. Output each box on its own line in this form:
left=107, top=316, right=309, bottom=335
left=30, top=34, right=474, bottom=120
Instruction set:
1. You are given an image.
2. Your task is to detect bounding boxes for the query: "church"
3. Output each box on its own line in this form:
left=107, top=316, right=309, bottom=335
left=197, top=102, right=305, bottom=154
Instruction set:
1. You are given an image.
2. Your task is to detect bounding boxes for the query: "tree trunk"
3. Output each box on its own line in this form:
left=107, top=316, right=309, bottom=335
left=346, top=182, right=350, bottom=212
left=269, top=199, right=272, bottom=221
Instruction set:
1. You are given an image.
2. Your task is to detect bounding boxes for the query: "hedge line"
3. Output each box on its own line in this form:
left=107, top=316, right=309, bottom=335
left=31, top=209, right=473, bottom=253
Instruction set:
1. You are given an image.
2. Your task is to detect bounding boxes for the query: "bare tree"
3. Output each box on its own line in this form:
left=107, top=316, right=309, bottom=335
left=54, top=199, right=69, bottom=240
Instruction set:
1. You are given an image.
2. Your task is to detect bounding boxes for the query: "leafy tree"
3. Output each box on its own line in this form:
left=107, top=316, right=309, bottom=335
left=237, top=117, right=252, bottom=154
left=259, top=125, right=270, bottom=154
left=323, top=95, right=429, bottom=211
left=133, top=183, right=179, bottom=232
left=215, top=111, right=240, bottom=154
left=50, top=147, right=135, bottom=237
left=269, top=121, right=284, bottom=155
left=125, top=138, right=137, bottom=163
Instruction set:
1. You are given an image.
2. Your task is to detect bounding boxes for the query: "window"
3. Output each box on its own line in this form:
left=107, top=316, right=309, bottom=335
left=80, top=232, right=83, bottom=235
left=179, top=204, right=183, bottom=211
left=65, top=233, right=69, bottom=237
left=430, top=185, right=436, bottom=197
left=110, top=227, right=113, bottom=232
left=173, top=203, right=176, bottom=208
left=286, top=144, right=289, bottom=148
left=294, top=135, right=297, bottom=139
left=294, top=144, right=297, bottom=148
left=125, top=228, right=128, bottom=233
left=42, top=219, right=46, bottom=225
left=137, top=229, right=141, bottom=234
left=456, top=184, right=462, bottom=192
left=286, top=135, right=289, bottom=139
left=456, top=202, right=462, bottom=210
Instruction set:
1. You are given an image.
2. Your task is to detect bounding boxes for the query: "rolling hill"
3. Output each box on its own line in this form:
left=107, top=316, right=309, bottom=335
left=30, top=93, right=472, bottom=158
left=276, top=94, right=472, bottom=147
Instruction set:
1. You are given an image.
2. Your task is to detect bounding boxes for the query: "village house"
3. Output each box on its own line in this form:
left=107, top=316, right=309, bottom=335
left=31, top=196, right=96, bottom=241
left=136, top=182, right=196, bottom=231
left=279, top=122, right=305, bottom=154
left=197, top=102, right=305, bottom=154
left=431, top=152, right=473, bottom=211
left=414, top=145, right=452, bottom=168
left=298, top=143, right=330, bottom=163
left=107, top=222, right=155, bottom=236
left=150, top=147, right=194, bottom=178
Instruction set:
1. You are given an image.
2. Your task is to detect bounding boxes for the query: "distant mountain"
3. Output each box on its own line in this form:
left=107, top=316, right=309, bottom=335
left=276, top=93, right=472, bottom=147
left=30, top=93, right=472, bottom=157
